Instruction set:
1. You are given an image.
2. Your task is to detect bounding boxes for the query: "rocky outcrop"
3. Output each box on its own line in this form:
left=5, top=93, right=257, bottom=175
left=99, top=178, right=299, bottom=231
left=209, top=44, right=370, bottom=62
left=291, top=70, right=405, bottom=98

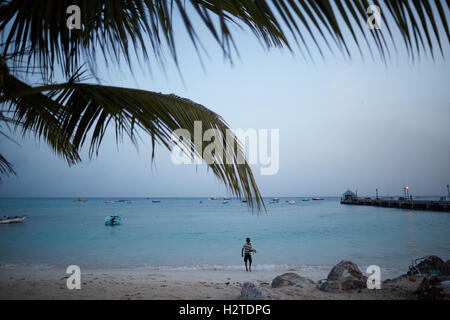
left=408, top=256, right=444, bottom=275
left=271, top=273, right=315, bottom=288
left=416, top=256, right=444, bottom=274
left=440, top=260, right=450, bottom=276
left=240, top=282, right=265, bottom=300
left=413, top=275, right=450, bottom=300
left=319, top=260, right=367, bottom=292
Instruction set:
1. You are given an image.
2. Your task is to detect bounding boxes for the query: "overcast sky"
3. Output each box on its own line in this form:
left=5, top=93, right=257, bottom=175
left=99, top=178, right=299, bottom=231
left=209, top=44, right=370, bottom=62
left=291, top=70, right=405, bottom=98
left=1, top=7, right=449, bottom=198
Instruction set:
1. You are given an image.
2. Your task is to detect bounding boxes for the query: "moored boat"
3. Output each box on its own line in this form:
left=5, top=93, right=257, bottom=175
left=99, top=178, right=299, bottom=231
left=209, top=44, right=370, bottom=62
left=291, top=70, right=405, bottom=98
left=0, top=216, right=26, bottom=224
left=105, top=215, right=121, bottom=226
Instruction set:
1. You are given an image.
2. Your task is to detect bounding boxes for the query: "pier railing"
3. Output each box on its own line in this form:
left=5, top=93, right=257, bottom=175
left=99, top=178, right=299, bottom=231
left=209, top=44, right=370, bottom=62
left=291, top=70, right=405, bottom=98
left=340, top=197, right=450, bottom=212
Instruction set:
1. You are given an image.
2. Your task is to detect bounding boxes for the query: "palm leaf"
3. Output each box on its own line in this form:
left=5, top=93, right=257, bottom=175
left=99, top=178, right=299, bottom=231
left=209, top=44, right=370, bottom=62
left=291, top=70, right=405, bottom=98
left=1, top=73, right=81, bottom=165
left=1, top=0, right=449, bottom=208
left=2, top=77, right=264, bottom=210
left=0, top=153, right=15, bottom=180
left=1, top=0, right=449, bottom=77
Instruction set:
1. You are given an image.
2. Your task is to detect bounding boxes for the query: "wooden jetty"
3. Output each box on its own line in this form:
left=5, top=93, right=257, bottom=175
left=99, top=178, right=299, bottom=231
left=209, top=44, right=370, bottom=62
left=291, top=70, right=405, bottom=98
left=340, top=197, right=450, bottom=212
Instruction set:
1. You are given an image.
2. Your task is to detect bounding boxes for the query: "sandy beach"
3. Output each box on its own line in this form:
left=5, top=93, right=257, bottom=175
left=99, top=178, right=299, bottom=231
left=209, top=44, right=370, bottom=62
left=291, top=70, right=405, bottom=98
left=0, top=265, right=422, bottom=300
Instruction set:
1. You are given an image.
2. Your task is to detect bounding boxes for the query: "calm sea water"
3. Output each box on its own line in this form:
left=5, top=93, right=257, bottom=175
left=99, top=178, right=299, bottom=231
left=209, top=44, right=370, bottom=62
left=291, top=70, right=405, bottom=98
left=0, top=197, right=449, bottom=272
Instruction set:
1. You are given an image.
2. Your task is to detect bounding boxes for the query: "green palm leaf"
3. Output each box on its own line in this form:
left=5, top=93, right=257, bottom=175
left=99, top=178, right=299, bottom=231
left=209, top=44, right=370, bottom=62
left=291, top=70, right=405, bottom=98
left=1, top=0, right=449, bottom=77
left=1, top=75, right=264, bottom=209
left=0, top=153, right=15, bottom=180
left=1, top=0, right=449, bottom=209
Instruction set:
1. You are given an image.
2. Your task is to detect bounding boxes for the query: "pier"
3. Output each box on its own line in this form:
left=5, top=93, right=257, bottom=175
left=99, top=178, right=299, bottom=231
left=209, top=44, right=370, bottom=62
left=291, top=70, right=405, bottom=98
left=340, top=197, right=450, bottom=212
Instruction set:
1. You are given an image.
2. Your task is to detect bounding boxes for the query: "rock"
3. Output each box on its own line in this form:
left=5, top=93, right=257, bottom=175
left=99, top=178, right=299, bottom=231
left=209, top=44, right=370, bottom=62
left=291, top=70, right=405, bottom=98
left=441, top=280, right=450, bottom=298
left=271, top=273, right=315, bottom=288
left=414, top=277, right=444, bottom=300
left=319, top=280, right=342, bottom=292
left=410, top=256, right=444, bottom=275
left=440, top=260, right=450, bottom=276
left=240, top=282, right=264, bottom=300
left=319, top=260, right=367, bottom=292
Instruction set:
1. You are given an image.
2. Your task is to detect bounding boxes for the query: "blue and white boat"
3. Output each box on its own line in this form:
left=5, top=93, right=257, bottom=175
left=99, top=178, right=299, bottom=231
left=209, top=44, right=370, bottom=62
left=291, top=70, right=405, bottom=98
left=105, top=215, right=121, bottom=226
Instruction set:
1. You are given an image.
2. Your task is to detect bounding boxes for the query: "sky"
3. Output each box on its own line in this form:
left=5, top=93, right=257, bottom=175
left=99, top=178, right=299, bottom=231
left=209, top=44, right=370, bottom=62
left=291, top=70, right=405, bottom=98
left=1, top=5, right=449, bottom=198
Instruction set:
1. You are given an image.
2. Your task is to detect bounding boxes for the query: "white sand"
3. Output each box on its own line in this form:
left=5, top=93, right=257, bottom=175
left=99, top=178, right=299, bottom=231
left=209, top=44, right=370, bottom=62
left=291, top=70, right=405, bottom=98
left=0, top=265, right=415, bottom=300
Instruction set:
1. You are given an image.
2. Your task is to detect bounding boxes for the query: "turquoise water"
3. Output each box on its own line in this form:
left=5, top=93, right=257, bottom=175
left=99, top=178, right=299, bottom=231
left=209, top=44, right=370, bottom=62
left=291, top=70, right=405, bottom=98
left=0, top=197, right=449, bottom=271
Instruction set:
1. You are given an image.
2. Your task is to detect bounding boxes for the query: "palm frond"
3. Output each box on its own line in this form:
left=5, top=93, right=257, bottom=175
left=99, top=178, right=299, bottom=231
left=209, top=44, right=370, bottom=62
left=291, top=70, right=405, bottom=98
left=0, top=153, right=15, bottom=180
left=2, top=79, right=264, bottom=210
left=1, top=0, right=449, bottom=78
left=1, top=74, right=81, bottom=165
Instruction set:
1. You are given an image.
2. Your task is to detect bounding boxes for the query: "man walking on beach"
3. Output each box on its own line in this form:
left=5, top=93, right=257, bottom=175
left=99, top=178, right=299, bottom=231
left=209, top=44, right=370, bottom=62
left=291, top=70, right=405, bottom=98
left=241, top=237, right=257, bottom=272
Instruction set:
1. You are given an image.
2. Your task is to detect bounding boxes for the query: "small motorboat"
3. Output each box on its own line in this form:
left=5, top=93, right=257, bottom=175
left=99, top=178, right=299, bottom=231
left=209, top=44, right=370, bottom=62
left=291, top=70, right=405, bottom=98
left=152, top=200, right=161, bottom=203
left=242, top=198, right=248, bottom=203
left=270, top=197, right=280, bottom=203
left=222, top=200, right=229, bottom=204
left=209, top=197, right=219, bottom=201
left=302, top=198, right=310, bottom=201
left=0, top=216, right=26, bottom=224
left=288, top=201, right=297, bottom=205
left=312, top=197, right=324, bottom=200
left=105, top=215, right=121, bottom=226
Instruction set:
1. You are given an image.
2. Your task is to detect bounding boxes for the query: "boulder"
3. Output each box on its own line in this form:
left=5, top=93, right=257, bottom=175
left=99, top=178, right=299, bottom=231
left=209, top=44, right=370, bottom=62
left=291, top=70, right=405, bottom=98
left=440, top=260, right=450, bottom=276
left=271, top=273, right=315, bottom=288
left=414, top=276, right=444, bottom=300
left=319, top=260, right=367, bottom=292
left=415, top=256, right=444, bottom=275
left=441, top=280, right=450, bottom=298
left=240, top=282, right=264, bottom=300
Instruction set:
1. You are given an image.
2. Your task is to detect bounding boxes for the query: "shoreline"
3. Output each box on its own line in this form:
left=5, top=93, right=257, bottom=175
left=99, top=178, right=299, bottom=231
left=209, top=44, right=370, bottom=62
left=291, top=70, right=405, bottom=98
left=0, top=264, right=413, bottom=300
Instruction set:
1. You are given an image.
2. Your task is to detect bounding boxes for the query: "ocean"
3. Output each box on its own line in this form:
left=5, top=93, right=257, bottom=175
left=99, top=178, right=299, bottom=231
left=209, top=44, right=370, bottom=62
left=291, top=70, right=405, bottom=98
left=0, top=197, right=449, bottom=273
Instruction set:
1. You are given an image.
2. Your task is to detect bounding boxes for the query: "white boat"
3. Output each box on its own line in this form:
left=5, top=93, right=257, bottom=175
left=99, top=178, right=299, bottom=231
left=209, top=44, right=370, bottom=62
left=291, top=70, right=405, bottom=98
left=222, top=200, right=229, bottom=204
left=0, top=216, right=26, bottom=224
left=288, top=201, right=297, bottom=205
left=312, top=197, right=324, bottom=200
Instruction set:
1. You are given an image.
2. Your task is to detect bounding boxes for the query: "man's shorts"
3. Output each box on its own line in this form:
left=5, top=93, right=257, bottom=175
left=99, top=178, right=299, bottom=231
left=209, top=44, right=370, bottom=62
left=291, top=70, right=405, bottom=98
left=244, top=253, right=252, bottom=263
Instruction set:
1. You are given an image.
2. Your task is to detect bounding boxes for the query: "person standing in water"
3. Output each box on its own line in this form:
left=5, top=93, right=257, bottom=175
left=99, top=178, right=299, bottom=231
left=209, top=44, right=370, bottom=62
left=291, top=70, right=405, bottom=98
left=241, top=237, right=257, bottom=272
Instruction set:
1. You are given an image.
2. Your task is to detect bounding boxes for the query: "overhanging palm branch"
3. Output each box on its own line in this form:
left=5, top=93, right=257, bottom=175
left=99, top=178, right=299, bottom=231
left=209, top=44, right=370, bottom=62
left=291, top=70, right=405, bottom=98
left=1, top=72, right=263, bottom=209
left=0, top=110, right=16, bottom=180
left=1, top=0, right=449, bottom=77
left=1, top=73, right=81, bottom=165
left=0, top=1, right=449, bottom=209
left=0, top=153, right=15, bottom=180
